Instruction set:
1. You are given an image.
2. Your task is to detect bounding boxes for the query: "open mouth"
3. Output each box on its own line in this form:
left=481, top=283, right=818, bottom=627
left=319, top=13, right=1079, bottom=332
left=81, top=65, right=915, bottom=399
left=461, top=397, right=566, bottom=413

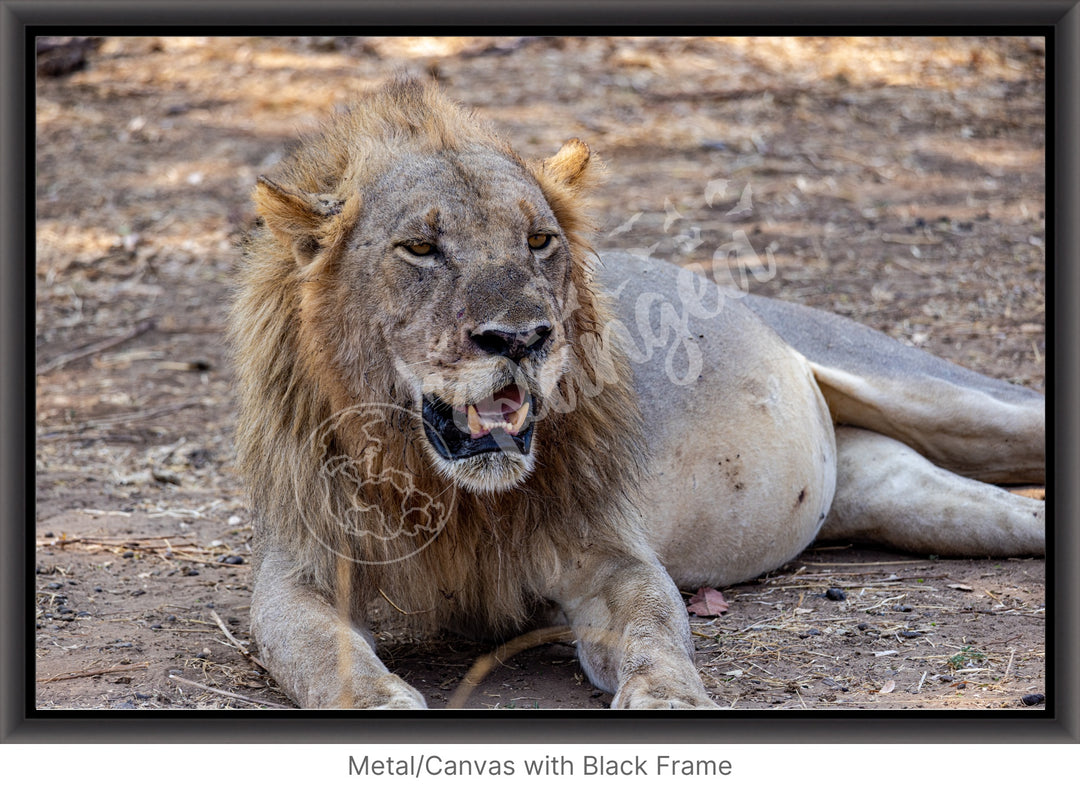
left=422, top=384, right=534, bottom=461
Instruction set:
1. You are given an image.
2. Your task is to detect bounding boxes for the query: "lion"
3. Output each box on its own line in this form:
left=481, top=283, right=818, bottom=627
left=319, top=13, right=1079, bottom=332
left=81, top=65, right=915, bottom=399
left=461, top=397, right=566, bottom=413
left=229, top=77, right=1045, bottom=709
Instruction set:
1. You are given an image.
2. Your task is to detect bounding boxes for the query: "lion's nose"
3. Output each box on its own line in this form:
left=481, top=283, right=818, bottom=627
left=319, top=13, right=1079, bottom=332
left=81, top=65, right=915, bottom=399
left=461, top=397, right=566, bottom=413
left=469, top=324, right=552, bottom=362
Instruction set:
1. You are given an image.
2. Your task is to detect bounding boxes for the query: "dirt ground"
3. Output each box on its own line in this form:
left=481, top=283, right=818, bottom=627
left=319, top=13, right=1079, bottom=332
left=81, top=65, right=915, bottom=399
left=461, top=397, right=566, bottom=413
left=34, top=36, right=1047, bottom=711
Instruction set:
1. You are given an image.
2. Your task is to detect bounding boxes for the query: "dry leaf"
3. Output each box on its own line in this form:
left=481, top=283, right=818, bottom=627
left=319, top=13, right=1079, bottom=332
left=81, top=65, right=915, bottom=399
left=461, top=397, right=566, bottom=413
left=879, top=680, right=896, bottom=694
left=687, top=586, right=729, bottom=617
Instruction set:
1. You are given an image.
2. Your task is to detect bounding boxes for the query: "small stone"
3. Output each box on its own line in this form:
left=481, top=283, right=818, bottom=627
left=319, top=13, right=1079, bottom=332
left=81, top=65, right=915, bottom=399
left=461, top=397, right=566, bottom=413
left=1021, top=693, right=1045, bottom=706
left=46, top=582, right=62, bottom=590
left=122, top=551, right=135, bottom=559
left=900, top=630, right=921, bottom=638
left=824, top=587, right=846, bottom=601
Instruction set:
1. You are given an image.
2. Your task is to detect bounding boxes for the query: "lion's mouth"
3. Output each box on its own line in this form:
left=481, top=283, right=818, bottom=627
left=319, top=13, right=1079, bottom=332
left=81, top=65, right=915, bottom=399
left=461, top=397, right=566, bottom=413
left=422, top=384, right=534, bottom=460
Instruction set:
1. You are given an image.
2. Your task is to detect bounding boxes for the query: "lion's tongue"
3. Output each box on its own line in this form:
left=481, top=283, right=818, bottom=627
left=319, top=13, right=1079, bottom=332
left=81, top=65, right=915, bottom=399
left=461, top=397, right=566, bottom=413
left=458, top=386, right=529, bottom=439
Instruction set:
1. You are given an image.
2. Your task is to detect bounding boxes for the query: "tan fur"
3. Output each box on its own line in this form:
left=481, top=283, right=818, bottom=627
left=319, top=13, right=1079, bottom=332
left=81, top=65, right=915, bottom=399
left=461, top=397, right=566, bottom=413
left=231, top=78, right=1043, bottom=709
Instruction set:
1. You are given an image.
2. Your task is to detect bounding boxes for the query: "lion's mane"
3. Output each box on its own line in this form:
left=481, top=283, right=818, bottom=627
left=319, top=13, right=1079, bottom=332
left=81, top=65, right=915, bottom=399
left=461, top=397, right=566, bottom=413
left=230, top=78, right=646, bottom=636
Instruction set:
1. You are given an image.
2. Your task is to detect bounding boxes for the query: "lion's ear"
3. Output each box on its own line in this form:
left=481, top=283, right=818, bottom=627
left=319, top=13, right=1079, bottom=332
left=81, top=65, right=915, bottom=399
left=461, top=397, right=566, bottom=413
left=530, top=138, right=601, bottom=238
left=254, top=176, right=351, bottom=269
left=541, top=138, right=593, bottom=189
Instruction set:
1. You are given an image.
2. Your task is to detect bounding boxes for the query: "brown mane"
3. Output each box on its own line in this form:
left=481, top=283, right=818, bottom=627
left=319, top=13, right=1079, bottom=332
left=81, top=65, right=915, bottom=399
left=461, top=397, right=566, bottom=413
left=230, top=78, right=646, bottom=637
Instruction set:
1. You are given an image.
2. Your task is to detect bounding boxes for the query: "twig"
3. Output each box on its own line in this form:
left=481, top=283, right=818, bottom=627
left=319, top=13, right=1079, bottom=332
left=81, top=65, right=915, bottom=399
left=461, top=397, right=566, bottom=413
left=168, top=674, right=289, bottom=709
left=37, top=662, right=149, bottom=683
left=1001, top=648, right=1016, bottom=685
left=38, top=533, right=195, bottom=547
left=448, top=626, right=574, bottom=709
left=209, top=609, right=267, bottom=671
left=39, top=400, right=203, bottom=436
left=795, top=560, right=926, bottom=567
left=38, top=319, right=156, bottom=375
left=378, top=587, right=436, bottom=616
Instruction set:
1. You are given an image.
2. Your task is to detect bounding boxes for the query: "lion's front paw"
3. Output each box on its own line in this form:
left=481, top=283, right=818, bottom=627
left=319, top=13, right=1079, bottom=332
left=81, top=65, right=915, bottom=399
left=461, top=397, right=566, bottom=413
left=612, top=675, right=718, bottom=709
left=332, top=673, right=428, bottom=709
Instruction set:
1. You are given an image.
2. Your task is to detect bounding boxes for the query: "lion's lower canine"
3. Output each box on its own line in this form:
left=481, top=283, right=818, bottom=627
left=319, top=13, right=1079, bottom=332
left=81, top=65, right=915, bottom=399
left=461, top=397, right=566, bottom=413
left=230, top=78, right=1044, bottom=709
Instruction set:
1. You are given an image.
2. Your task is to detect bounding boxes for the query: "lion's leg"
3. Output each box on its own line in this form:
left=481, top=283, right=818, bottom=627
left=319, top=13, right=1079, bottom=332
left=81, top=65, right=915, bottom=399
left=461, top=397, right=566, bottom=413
left=819, top=427, right=1044, bottom=556
left=250, top=546, right=426, bottom=709
left=809, top=364, right=1044, bottom=485
left=551, top=553, right=717, bottom=709
left=741, top=293, right=1044, bottom=484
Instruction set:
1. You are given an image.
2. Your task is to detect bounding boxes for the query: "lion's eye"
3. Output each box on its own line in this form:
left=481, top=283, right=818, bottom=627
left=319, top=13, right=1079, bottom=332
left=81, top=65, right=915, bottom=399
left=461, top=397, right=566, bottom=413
left=404, top=242, right=435, bottom=256
left=527, top=233, right=553, bottom=251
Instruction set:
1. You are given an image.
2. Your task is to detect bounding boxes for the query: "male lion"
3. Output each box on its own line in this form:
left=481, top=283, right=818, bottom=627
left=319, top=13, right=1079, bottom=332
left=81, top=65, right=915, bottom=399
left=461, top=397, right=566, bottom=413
left=230, top=78, right=1044, bottom=709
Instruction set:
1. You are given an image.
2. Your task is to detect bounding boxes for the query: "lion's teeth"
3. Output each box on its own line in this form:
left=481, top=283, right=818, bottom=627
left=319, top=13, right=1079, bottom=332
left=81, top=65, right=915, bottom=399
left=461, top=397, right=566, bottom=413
left=465, top=398, right=530, bottom=438
left=467, top=405, right=483, bottom=436
left=508, top=402, right=530, bottom=435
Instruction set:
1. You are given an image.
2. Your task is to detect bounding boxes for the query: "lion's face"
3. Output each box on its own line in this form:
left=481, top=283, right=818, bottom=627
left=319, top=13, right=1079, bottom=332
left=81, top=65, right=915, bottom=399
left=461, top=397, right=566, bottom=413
left=330, top=149, right=579, bottom=493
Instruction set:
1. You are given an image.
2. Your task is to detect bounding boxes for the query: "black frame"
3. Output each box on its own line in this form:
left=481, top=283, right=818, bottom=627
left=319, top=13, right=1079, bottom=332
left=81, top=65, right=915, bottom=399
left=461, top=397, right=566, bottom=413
left=4, top=0, right=1077, bottom=744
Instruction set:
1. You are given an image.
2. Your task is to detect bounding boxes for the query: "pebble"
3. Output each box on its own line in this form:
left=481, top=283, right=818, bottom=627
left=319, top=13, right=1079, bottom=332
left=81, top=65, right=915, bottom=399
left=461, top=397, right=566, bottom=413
left=46, top=582, right=62, bottom=590
left=122, top=551, right=135, bottom=559
left=825, top=587, right=846, bottom=601
left=899, top=630, right=921, bottom=638
left=1021, top=693, right=1045, bottom=706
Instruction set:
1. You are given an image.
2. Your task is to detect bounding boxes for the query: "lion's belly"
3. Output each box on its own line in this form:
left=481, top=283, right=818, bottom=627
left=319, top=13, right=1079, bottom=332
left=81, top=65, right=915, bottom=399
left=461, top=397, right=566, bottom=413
left=597, top=252, right=837, bottom=587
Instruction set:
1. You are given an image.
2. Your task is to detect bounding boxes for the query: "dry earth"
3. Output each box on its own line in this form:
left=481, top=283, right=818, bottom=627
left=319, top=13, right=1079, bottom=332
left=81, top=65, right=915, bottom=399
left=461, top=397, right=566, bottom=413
left=34, top=36, right=1046, bottom=711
